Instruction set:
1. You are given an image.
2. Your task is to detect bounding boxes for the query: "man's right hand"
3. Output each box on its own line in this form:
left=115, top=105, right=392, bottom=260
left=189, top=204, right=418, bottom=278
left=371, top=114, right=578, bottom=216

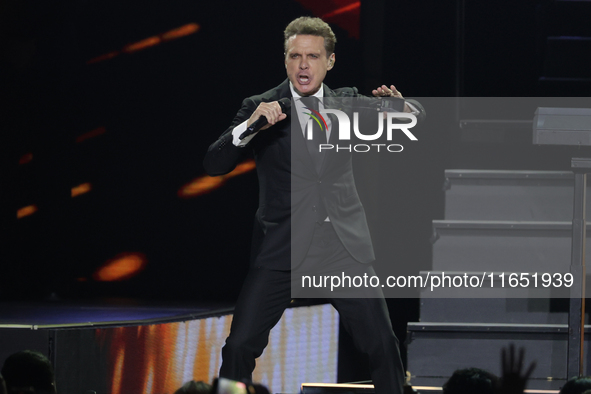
left=247, top=101, right=287, bottom=130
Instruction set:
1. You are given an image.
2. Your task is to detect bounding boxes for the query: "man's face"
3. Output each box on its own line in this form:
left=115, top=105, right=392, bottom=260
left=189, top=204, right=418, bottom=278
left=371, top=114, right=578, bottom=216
left=285, top=34, right=335, bottom=96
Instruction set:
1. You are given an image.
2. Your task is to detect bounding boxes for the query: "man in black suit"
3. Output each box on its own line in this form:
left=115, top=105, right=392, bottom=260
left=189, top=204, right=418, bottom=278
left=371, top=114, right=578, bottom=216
left=204, top=16, right=424, bottom=394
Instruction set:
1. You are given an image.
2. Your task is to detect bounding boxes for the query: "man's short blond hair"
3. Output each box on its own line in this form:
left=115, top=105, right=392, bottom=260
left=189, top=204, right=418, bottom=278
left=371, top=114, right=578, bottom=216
left=284, top=17, right=337, bottom=56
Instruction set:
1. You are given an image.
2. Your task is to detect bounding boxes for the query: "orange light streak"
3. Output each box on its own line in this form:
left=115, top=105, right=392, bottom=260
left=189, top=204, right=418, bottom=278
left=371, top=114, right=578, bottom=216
left=19, top=153, right=33, bottom=165
left=93, top=252, right=147, bottom=282
left=178, top=176, right=224, bottom=197
left=76, top=126, right=106, bottom=143
left=71, top=182, right=92, bottom=197
left=161, top=23, right=200, bottom=41
left=111, top=346, right=125, bottom=394
left=178, top=159, right=256, bottom=198
left=87, top=23, right=200, bottom=64
left=321, top=1, right=360, bottom=19
left=17, top=205, right=38, bottom=219
left=123, top=36, right=162, bottom=53
left=226, top=160, right=257, bottom=179
left=86, top=51, right=118, bottom=65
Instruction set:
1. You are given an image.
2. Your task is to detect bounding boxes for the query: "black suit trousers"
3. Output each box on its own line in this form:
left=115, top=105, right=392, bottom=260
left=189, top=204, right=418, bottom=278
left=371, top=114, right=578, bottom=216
left=220, top=223, right=405, bottom=394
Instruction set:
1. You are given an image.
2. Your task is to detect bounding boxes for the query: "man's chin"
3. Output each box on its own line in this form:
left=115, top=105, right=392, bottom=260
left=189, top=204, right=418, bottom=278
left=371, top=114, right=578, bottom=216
left=294, top=84, right=320, bottom=96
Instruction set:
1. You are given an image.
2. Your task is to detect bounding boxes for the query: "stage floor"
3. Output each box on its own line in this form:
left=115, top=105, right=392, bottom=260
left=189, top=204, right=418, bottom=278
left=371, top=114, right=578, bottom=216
left=0, top=299, right=234, bottom=329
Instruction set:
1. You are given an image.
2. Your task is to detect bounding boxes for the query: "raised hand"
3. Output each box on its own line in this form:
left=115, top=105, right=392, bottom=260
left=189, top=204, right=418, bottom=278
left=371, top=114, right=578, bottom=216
left=496, top=344, right=536, bottom=394
left=372, top=84, right=403, bottom=98
left=372, top=84, right=414, bottom=113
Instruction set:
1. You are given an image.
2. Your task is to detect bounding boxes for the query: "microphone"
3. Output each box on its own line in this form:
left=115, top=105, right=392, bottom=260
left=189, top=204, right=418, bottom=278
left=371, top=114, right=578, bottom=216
left=354, top=96, right=405, bottom=112
left=239, top=98, right=291, bottom=140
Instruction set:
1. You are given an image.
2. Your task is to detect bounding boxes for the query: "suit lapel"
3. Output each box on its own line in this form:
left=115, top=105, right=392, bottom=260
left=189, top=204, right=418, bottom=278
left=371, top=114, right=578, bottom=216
left=320, top=84, right=338, bottom=174
left=290, top=102, right=317, bottom=176
left=271, top=80, right=312, bottom=174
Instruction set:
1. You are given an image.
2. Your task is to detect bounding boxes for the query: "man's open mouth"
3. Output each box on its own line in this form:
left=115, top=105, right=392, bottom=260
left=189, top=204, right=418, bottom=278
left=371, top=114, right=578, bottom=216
left=298, top=75, right=310, bottom=84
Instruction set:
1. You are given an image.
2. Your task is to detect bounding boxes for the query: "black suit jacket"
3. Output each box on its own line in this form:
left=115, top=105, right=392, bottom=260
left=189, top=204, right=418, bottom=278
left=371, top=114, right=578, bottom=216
left=204, top=79, right=424, bottom=270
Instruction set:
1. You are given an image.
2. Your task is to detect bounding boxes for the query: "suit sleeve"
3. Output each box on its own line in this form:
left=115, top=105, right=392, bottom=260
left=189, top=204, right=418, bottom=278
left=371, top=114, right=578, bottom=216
left=405, top=98, right=426, bottom=123
left=203, top=97, right=258, bottom=176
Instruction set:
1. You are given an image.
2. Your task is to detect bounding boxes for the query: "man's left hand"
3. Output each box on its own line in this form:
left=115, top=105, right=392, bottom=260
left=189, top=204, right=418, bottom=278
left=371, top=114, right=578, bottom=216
left=372, top=84, right=412, bottom=113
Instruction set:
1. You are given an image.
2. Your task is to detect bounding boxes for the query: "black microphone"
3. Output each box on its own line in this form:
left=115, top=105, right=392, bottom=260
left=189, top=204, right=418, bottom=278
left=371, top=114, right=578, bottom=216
left=239, top=98, right=291, bottom=140
left=354, top=96, right=405, bottom=112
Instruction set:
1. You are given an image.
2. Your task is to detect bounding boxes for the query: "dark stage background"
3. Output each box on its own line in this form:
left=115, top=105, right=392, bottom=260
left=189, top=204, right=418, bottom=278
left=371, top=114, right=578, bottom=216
left=2, top=0, right=590, bottom=377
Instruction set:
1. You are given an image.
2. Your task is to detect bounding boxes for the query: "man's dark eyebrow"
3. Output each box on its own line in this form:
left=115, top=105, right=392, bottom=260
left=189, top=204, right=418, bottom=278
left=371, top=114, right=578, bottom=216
left=287, top=50, right=322, bottom=56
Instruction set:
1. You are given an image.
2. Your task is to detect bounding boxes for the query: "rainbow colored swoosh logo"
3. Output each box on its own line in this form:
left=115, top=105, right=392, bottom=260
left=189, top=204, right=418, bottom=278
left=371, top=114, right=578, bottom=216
left=304, top=107, right=328, bottom=132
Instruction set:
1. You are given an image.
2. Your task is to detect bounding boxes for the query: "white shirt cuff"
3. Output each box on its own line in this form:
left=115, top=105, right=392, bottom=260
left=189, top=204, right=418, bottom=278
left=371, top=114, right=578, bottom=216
left=232, top=120, right=257, bottom=147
